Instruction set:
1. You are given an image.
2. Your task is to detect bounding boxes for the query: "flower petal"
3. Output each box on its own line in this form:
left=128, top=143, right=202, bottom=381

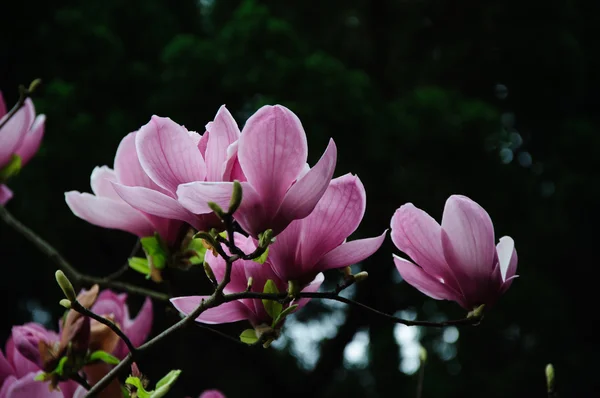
left=114, top=132, right=161, bottom=190
left=15, top=114, right=45, bottom=167
left=441, top=195, right=496, bottom=283
left=170, top=296, right=252, bottom=324
left=90, top=166, right=120, bottom=200
left=123, top=297, right=153, bottom=348
left=0, top=350, right=14, bottom=386
left=222, top=141, right=246, bottom=182
left=136, top=116, right=206, bottom=193
left=296, top=272, right=325, bottom=309
left=0, top=91, right=6, bottom=117
left=238, top=105, right=308, bottom=212
left=112, top=183, right=201, bottom=229
left=65, top=191, right=155, bottom=237
left=176, top=181, right=236, bottom=215
left=0, top=184, right=13, bottom=205
left=1, top=372, right=63, bottom=398
left=0, top=99, right=33, bottom=166
left=393, top=255, right=464, bottom=305
left=205, top=105, right=241, bottom=181
left=390, top=203, right=460, bottom=291
left=496, top=236, right=518, bottom=281
left=274, top=139, right=337, bottom=233
left=317, top=231, right=387, bottom=271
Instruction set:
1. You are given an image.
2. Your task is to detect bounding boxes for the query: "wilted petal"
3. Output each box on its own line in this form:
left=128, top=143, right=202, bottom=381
left=15, top=114, right=45, bottom=167
left=176, top=181, right=236, bottom=215
left=391, top=203, right=460, bottom=290
left=317, top=231, right=387, bottom=271
left=275, top=139, right=337, bottom=233
left=0, top=184, right=13, bottom=205
left=205, top=106, right=241, bottom=181
left=0, top=99, right=33, bottom=166
left=238, top=105, right=308, bottom=213
left=90, top=166, right=120, bottom=200
left=170, top=296, right=253, bottom=324
left=393, top=255, right=463, bottom=304
left=113, top=183, right=201, bottom=229
left=136, top=116, right=206, bottom=193
left=65, top=192, right=155, bottom=237
left=441, top=195, right=496, bottom=283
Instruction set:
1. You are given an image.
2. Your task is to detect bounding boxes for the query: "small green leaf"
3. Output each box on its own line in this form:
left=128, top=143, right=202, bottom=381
left=141, top=235, right=167, bottom=270
left=121, top=386, right=132, bottom=398
left=128, top=257, right=150, bottom=275
left=240, top=329, right=258, bottom=345
left=125, top=376, right=151, bottom=398
left=0, top=154, right=22, bottom=181
left=262, top=279, right=282, bottom=320
left=88, top=350, right=120, bottom=365
left=52, top=356, right=69, bottom=376
left=186, top=238, right=207, bottom=265
left=272, top=304, right=299, bottom=327
left=153, top=369, right=182, bottom=397
left=253, top=247, right=269, bottom=264
left=34, top=372, right=48, bottom=381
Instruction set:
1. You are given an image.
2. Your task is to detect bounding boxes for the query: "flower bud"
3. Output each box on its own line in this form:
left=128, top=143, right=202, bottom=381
left=545, top=363, right=555, bottom=393
left=207, top=202, right=225, bottom=220
left=12, top=325, right=47, bottom=368
left=59, top=299, right=72, bottom=309
left=228, top=180, right=243, bottom=215
left=204, top=262, right=217, bottom=285
left=247, top=277, right=254, bottom=291
left=353, top=271, right=369, bottom=283
left=28, top=78, right=42, bottom=93
left=55, top=270, right=76, bottom=301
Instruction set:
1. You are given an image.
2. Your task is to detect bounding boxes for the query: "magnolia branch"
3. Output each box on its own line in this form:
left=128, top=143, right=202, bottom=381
left=0, top=205, right=169, bottom=301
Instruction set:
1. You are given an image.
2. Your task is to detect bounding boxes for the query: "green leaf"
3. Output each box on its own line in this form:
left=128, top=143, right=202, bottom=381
left=186, top=238, right=207, bottom=265
left=34, top=372, right=48, bottom=381
left=141, top=235, right=168, bottom=270
left=0, top=154, right=22, bottom=181
left=125, top=376, right=151, bottom=398
left=262, top=279, right=282, bottom=320
left=239, top=328, right=258, bottom=345
left=88, top=350, right=120, bottom=365
left=52, top=356, right=69, bottom=376
left=153, top=369, right=182, bottom=397
left=253, top=246, right=269, bottom=264
left=272, top=304, right=299, bottom=327
left=128, top=257, right=150, bottom=276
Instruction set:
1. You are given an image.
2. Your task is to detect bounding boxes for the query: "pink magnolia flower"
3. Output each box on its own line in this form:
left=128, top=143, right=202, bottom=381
left=170, top=233, right=324, bottom=327
left=0, top=92, right=46, bottom=205
left=0, top=372, right=79, bottom=398
left=390, top=195, right=518, bottom=310
left=268, top=174, right=386, bottom=285
left=199, top=390, right=226, bottom=398
left=177, top=105, right=337, bottom=237
left=111, top=107, right=243, bottom=234
left=65, top=131, right=184, bottom=244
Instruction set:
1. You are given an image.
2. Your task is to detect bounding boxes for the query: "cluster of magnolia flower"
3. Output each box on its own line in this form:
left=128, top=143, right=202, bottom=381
left=1, top=89, right=519, bottom=396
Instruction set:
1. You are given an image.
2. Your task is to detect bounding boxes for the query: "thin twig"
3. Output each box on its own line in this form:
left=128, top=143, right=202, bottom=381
left=70, top=373, right=91, bottom=391
left=71, top=300, right=137, bottom=355
left=0, top=206, right=169, bottom=301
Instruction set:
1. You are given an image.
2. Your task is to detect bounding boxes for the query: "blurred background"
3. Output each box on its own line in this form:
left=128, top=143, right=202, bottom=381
left=1, top=0, right=598, bottom=397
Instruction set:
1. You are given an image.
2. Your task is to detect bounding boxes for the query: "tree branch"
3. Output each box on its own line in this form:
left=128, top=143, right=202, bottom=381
left=0, top=205, right=169, bottom=301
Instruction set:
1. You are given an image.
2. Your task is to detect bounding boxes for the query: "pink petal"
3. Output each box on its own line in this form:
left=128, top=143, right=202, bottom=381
left=0, top=91, right=6, bottom=117
left=90, top=166, right=120, bottom=200
left=393, top=255, right=465, bottom=306
left=238, top=105, right=308, bottom=213
left=441, top=195, right=496, bottom=283
left=317, top=231, right=387, bottom=271
left=199, top=390, right=226, bottom=398
left=15, top=114, right=45, bottom=167
left=296, top=272, right=325, bottom=309
left=113, top=183, right=201, bottom=229
left=274, top=139, right=337, bottom=233
left=1, top=372, right=63, bottom=398
left=114, top=132, right=161, bottom=190
left=170, top=296, right=252, bottom=324
left=205, top=105, right=241, bottom=181
left=222, top=141, right=246, bottom=182
left=496, top=236, right=518, bottom=281
left=0, top=184, right=13, bottom=205
left=390, top=203, right=461, bottom=291
left=65, top=191, right=156, bottom=237
left=123, top=297, right=153, bottom=348
left=198, top=131, right=209, bottom=157
left=298, top=174, right=366, bottom=268
left=0, top=99, right=34, bottom=166
left=267, top=221, right=303, bottom=281
left=227, top=183, right=266, bottom=237
left=0, top=350, right=14, bottom=386
left=176, top=181, right=236, bottom=215
left=136, top=116, right=206, bottom=193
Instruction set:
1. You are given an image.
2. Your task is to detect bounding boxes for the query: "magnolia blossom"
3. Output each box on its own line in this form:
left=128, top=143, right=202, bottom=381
left=199, top=390, right=226, bottom=398
left=111, top=106, right=243, bottom=234
left=171, top=233, right=323, bottom=327
left=0, top=92, right=46, bottom=205
left=65, top=132, right=184, bottom=244
left=178, top=105, right=337, bottom=237
left=267, top=174, right=386, bottom=285
left=391, top=195, right=518, bottom=310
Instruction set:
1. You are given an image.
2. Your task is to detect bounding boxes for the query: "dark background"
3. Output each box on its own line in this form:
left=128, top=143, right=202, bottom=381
left=1, top=0, right=598, bottom=397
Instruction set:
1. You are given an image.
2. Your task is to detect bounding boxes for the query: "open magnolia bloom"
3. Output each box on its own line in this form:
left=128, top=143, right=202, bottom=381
left=177, top=105, right=338, bottom=238
left=267, top=173, right=386, bottom=286
left=0, top=92, right=46, bottom=205
left=391, top=195, right=518, bottom=310
left=171, top=233, right=324, bottom=336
